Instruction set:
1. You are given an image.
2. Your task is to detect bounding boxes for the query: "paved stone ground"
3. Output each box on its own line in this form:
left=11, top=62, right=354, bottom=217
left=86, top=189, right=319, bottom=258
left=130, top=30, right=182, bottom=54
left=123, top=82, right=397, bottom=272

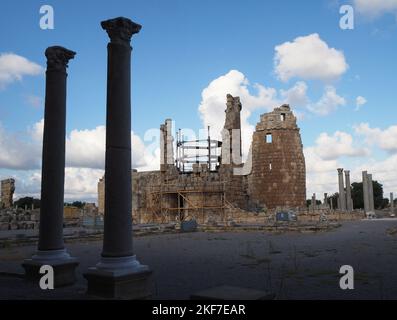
left=1, top=219, right=397, bottom=299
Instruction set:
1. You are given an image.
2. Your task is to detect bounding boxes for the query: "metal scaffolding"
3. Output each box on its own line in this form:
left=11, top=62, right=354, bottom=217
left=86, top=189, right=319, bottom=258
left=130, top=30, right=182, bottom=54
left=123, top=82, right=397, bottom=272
left=176, top=126, right=222, bottom=172
left=146, top=181, right=228, bottom=223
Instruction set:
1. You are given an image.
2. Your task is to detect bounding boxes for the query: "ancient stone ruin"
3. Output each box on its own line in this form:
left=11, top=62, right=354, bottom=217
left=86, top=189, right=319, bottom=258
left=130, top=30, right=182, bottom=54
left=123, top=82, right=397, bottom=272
left=1, top=178, right=15, bottom=209
left=98, top=97, right=307, bottom=223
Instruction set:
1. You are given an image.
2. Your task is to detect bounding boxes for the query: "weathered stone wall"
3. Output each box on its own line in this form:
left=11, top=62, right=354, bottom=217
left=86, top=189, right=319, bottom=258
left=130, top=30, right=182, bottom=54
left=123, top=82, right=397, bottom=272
left=0, top=207, right=38, bottom=230
left=132, top=170, right=162, bottom=223
left=1, top=178, right=15, bottom=209
left=248, top=105, right=306, bottom=209
left=296, top=210, right=365, bottom=222
left=218, top=165, right=248, bottom=209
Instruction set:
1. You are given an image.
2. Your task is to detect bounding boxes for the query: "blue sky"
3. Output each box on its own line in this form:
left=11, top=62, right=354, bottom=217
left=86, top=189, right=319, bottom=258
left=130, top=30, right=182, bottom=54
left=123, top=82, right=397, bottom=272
left=0, top=0, right=396, bottom=202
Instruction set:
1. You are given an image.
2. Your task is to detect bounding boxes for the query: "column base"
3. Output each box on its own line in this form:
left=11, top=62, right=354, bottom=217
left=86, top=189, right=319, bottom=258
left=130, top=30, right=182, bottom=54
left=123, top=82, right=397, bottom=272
left=22, top=249, right=79, bottom=287
left=84, top=255, right=153, bottom=299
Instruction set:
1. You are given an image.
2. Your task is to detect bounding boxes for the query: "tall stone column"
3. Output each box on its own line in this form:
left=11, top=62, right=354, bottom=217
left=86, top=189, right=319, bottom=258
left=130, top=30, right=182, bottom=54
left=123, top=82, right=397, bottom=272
left=362, top=171, right=370, bottom=213
left=344, top=170, right=352, bottom=212
left=84, top=17, right=152, bottom=299
left=23, top=46, right=78, bottom=286
left=368, top=173, right=375, bottom=212
left=337, top=168, right=346, bottom=211
left=391, top=192, right=394, bottom=215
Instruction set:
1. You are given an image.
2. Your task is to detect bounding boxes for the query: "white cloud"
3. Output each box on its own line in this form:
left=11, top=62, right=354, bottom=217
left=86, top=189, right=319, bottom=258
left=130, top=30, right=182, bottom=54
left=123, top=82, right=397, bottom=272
left=354, top=123, right=397, bottom=153
left=66, top=126, right=106, bottom=169
left=0, top=122, right=42, bottom=170
left=280, top=81, right=309, bottom=107
left=304, top=147, right=341, bottom=199
left=304, top=147, right=340, bottom=173
left=0, top=53, right=43, bottom=89
left=9, top=168, right=105, bottom=202
left=355, top=95, right=367, bottom=111
left=307, top=86, right=346, bottom=115
left=304, top=130, right=369, bottom=198
left=354, top=0, right=397, bottom=18
left=313, top=131, right=369, bottom=160
left=274, top=33, right=348, bottom=82
left=64, top=168, right=105, bottom=201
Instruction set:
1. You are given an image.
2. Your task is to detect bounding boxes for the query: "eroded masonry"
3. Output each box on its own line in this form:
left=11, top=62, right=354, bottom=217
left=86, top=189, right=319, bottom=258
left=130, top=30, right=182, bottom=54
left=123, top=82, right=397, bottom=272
left=98, top=94, right=306, bottom=223
left=1, top=178, right=15, bottom=209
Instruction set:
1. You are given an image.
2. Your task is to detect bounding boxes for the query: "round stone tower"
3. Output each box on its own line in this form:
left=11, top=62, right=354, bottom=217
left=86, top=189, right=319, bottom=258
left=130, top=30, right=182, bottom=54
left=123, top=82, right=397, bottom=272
left=248, top=104, right=306, bottom=209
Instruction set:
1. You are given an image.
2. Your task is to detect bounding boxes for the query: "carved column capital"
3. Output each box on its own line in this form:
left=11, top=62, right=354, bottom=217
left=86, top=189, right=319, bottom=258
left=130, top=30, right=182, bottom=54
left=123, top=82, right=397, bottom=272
left=101, top=17, right=141, bottom=46
left=45, top=46, right=76, bottom=73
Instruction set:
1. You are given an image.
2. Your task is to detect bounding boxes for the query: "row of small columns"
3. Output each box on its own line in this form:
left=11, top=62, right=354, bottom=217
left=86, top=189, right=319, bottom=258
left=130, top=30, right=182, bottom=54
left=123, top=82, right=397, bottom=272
left=312, top=169, right=378, bottom=213
left=22, top=17, right=152, bottom=299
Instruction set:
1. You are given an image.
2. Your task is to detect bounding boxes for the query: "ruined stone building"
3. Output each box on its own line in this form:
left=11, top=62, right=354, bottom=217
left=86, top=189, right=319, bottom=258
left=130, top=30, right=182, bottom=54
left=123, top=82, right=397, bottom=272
left=1, top=178, right=15, bottom=209
left=98, top=95, right=306, bottom=222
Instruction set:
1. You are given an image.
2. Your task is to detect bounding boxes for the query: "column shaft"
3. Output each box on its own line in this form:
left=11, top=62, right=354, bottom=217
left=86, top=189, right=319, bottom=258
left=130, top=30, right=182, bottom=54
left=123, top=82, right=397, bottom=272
left=102, top=40, right=134, bottom=257
left=337, top=168, right=346, bottom=211
left=39, top=47, right=75, bottom=251
left=362, top=171, right=370, bottom=213
left=368, top=174, right=375, bottom=212
left=345, top=170, right=352, bottom=212
left=311, top=193, right=316, bottom=211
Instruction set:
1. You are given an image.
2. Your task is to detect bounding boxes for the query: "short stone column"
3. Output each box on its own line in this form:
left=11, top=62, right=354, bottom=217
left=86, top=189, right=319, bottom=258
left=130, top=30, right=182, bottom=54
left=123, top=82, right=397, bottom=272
left=344, top=170, right=353, bottom=211
left=368, top=174, right=375, bottom=212
left=391, top=192, right=394, bottom=215
left=84, top=17, right=152, bottom=299
left=362, top=171, right=370, bottom=213
left=323, top=193, right=328, bottom=208
left=23, top=46, right=78, bottom=286
left=337, top=168, right=346, bottom=211
left=311, top=193, right=316, bottom=211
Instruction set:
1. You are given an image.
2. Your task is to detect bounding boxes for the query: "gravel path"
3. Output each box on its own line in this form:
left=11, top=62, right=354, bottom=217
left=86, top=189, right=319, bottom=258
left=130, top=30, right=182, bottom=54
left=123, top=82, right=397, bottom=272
left=1, top=219, right=397, bottom=299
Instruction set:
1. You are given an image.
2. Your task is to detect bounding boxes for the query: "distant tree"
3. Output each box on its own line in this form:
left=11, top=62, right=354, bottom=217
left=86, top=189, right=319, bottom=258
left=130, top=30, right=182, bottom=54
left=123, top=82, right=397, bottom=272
left=351, top=181, right=386, bottom=209
left=381, top=198, right=389, bottom=209
left=64, top=201, right=85, bottom=208
left=306, top=199, right=322, bottom=207
left=14, top=197, right=41, bottom=209
left=351, top=183, right=364, bottom=209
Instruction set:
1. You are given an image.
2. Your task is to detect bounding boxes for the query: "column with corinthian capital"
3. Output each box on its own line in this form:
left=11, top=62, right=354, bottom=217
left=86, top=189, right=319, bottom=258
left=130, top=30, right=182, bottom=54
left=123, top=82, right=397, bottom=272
left=84, top=17, right=152, bottom=299
left=23, top=46, right=78, bottom=287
